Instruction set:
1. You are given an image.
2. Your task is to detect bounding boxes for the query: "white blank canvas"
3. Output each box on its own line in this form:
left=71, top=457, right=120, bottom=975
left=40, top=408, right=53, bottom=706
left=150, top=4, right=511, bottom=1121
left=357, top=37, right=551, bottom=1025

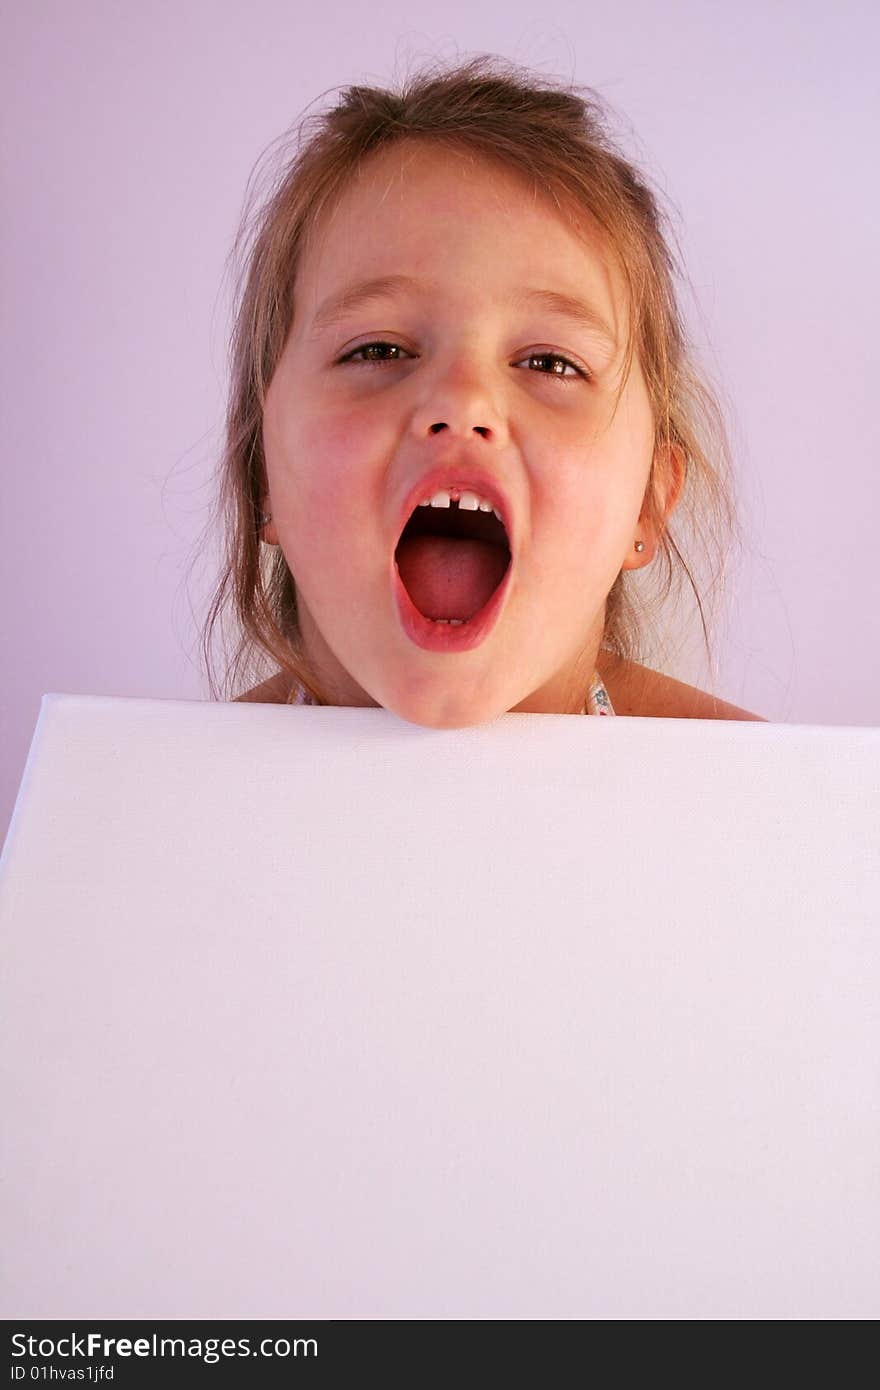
left=1, top=694, right=878, bottom=1319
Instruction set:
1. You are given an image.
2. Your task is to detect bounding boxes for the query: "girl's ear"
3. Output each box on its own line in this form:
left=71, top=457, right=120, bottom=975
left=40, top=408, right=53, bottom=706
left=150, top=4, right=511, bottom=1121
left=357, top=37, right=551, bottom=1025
left=655, top=442, right=686, bottom=524
left=258, top=495, right=281, bottom=547
left=623, top=444, right=686, bottom=572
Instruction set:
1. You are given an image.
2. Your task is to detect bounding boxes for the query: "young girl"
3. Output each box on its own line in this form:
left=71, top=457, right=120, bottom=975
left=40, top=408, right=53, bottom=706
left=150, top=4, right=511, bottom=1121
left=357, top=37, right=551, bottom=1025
left=202, top=54, right=765, bottom=726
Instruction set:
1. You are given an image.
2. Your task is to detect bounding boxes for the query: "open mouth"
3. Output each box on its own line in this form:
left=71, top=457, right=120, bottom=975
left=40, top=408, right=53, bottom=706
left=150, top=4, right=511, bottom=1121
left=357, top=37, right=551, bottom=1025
left=393, top=498, right=512, bottom=624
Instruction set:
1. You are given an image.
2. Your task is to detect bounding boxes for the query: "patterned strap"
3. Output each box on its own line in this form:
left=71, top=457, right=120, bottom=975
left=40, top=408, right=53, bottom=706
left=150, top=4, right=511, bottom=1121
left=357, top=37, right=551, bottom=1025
left=586, top=671, right=616, bottom=716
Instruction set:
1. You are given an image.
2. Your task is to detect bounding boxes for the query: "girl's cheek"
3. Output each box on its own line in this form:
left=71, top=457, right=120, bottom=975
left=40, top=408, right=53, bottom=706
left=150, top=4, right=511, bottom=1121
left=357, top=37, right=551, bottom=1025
left=284, top=447, right=365, bottom=556
left=295, top=409, right=377, bottom=479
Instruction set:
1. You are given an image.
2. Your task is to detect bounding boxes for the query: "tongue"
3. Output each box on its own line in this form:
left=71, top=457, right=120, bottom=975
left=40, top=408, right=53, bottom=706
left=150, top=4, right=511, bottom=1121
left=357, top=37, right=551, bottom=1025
left=395, top=535, right=510, bottom=621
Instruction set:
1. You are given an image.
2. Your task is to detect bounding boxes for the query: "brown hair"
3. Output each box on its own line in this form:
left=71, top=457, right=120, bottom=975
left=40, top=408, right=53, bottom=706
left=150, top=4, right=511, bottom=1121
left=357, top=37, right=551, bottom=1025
left=193, top=53, right=745, bottom=707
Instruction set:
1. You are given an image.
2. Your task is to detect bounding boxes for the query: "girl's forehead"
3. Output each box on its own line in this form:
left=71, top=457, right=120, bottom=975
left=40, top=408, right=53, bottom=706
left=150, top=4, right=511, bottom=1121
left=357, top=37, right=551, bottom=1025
left=367, top=139, right=531, bottom=196
left=300, top=141, right=626, bottom=327
left=332, top=140, right=591, bottom=237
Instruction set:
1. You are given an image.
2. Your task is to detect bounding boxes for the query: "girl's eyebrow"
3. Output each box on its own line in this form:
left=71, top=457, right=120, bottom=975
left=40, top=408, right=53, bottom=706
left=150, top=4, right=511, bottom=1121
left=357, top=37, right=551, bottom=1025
left=307, top=273, right=617, bottom=350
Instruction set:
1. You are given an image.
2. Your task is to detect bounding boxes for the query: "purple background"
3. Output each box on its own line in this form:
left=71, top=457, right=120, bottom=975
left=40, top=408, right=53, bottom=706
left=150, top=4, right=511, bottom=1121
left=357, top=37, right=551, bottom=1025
left=3, top=1, right=878, bottom=844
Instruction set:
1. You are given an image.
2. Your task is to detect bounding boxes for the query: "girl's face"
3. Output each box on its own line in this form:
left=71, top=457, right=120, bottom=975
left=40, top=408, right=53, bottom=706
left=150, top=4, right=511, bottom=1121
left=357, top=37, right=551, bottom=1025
left=262, top=141, right=661, bottom=726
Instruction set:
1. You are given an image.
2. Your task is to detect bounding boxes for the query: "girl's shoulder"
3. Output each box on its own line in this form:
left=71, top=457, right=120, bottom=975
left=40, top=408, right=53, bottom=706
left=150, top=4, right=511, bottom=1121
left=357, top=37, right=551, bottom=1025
left=598, top=654, right=768, bottom=722
left=233, top=671, right=294, bottom=704
left=233, top=663, right=768, bottom=721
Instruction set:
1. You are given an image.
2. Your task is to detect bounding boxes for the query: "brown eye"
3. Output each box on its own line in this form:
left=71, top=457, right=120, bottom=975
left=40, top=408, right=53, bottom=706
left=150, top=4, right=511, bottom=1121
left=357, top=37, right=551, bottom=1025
left=339, top=341, right=409, bottom=364
left=517, top=351, right=589, bottom=383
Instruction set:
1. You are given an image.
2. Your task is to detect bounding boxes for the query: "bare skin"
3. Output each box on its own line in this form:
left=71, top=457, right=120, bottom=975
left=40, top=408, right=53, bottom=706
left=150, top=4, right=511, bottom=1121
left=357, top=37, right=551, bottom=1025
left=234, top=658, right=767, bottom=721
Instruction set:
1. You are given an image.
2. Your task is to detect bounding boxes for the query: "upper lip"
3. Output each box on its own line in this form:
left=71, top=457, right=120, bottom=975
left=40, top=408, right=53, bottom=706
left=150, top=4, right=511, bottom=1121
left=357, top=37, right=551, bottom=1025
left=394, top=461, right=516, bottom=553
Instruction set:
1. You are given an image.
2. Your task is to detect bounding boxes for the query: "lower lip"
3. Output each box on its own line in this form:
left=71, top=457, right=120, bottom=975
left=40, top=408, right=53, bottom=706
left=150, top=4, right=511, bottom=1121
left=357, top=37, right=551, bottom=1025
left=391, top=552, right=513, bottom=653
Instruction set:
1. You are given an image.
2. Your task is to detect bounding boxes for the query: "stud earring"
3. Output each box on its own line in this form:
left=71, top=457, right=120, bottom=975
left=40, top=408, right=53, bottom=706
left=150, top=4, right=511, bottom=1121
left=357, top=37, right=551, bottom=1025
left=634, top=540, right=645, bottom=552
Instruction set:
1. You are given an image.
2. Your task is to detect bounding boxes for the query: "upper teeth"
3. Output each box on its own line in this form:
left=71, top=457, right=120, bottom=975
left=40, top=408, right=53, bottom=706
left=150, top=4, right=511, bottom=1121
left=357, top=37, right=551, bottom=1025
left=419, top=489, right=503, bottom=523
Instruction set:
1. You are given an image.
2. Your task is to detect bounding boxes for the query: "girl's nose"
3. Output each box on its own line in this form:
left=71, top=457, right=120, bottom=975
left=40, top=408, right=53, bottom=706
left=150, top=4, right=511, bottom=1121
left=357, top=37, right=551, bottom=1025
left=408, top=355, right=509, bottom=448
